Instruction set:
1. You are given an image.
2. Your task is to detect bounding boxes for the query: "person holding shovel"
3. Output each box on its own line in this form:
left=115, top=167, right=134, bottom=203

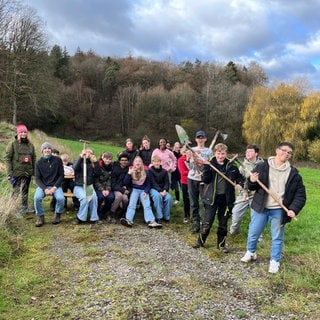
left=186, top=130, right=213, bottom=233
left=73, top=148, right=102, bottom=224
left=241, top=142, right=306, bottom=274
left=192, top=143, right=244, bottom=252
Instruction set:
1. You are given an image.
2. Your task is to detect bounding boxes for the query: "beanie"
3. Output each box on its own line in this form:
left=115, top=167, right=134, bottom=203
left=41, top=142, right=53, bottom=151
left=16, top=124, right=28, bottom=134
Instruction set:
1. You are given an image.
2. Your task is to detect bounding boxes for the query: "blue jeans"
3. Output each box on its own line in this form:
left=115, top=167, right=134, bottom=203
left=125, top=188, right=155, bottom=223
left=150, top=188, right=173, bottom=220
left=73, top=186, right=99, bottom=222
left=95, top=189, right=115, bottom=218
left=247, top=208, right=285, bottom=262
left=34, top=186, right=65, bottom=215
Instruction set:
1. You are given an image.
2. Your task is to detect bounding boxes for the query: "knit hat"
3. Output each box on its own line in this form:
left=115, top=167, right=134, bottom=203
left=16, top=124, right=28, bottom=134
left=41, top=142, right=53, bottom=151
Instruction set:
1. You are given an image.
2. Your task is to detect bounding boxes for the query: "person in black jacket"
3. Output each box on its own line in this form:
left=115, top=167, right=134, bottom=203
left=94, top=151, right=115, bottom=221
left=193, top=143, right=244, bottom=252
left=149, top=155, right=173, bottom=223
left=138, top=135, right=154, bottom=166
left=120, top=138, right=138, bottom=166
left=34, top=142, right=65, bottom=227
left=241, top=142, right=306, bottom=274
left=110, top=153, right=130, bottom=221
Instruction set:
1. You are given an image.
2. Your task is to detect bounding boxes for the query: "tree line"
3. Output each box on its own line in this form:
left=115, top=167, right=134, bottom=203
left=1, top=0, right=319, bottom=160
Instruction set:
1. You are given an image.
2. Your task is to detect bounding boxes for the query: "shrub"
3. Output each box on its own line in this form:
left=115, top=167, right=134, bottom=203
left=308, top=139, right=320, bottom=163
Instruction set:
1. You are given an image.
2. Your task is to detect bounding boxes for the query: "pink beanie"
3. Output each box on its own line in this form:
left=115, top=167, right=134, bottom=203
left=16, top=124, right=28, bottom=134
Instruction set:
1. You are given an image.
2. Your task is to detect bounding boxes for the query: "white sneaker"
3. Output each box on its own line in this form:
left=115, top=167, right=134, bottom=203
left=241, top=251, right=257, bottom=263
left=269, top=260, right=280, bottom=273
left=148, top=221, right=162, bottom=228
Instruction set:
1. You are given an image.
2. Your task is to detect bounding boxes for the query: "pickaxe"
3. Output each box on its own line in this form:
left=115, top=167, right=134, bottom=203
left=209, top=130, right=228, bottom=150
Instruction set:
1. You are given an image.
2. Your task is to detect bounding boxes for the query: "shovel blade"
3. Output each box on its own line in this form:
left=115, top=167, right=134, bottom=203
left=175, top=124, right=191, bottom=145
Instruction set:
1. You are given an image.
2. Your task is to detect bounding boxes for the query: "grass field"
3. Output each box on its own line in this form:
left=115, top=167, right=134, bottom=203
left=0, top=124, right=319, bottom=319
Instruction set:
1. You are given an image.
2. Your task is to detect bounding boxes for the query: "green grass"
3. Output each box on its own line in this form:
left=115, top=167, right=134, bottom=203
left=55, top=137, right=123, bottom=161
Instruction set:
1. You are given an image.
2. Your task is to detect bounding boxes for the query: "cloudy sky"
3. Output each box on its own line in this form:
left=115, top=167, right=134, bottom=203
left=24, top=0, right=320, bottom=89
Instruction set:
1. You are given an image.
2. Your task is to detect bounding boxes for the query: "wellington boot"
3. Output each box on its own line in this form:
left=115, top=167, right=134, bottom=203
left=52, top=213, right=61, bottom=225
left=35, top=215, right=44, bottom=227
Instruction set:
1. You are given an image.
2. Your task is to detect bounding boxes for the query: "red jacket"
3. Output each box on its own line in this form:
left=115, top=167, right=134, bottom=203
left=178, top=155, right=189, bottom=185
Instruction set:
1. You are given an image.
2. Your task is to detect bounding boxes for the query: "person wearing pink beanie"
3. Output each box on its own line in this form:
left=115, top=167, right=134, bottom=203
left=4, top=123, right=36, bottom=215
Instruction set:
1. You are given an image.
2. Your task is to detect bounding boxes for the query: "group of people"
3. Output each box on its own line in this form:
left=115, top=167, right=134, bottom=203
left=5, top=124, right=306, bottom=274
left=186, top=132, right=306, bottom=274
left=4, top=126, right=183, bottom=229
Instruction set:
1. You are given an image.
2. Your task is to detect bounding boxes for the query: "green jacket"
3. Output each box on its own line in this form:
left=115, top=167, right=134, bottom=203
left=4, top=138, right=36, bottom=178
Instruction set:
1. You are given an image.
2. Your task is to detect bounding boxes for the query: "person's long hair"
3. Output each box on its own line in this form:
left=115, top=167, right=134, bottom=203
left=131, top=156, right=146, bottom=182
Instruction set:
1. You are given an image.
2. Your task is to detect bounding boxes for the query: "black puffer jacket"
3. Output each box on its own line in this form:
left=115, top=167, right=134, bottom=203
left=111, top=161, right=130, bottom=194
left=248, top=160, right=306, bottom=224
left=73, top=157, right=101, bottom=186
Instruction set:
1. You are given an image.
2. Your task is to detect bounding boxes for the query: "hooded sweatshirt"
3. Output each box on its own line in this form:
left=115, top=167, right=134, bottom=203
left=265, top=156, right=291, bottom=209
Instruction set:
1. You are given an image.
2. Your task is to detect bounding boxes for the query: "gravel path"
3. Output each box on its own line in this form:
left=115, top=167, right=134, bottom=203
left=46, top=221, right=301, bottom=320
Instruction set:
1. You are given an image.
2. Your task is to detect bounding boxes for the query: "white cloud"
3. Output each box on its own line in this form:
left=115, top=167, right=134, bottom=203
left=24, top=0, right=320, bottom=89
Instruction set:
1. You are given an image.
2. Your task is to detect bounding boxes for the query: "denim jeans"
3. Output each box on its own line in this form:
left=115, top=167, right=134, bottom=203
left=73, top=185, right=99, bottom=222
left=150, top=188, right=173, bottom=220
left=247, top=208, right=285, bottom=262
left=34, top=186, right=65, bottom=215
left=125, top=188, right=155, bottom=223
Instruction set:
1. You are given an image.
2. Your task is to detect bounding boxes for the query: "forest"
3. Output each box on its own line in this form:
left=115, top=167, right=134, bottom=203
left=1, top=0, right=320, bottom=159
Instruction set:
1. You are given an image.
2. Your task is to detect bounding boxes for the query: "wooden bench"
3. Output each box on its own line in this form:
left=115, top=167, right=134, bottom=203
left=63, top=175, right=75, bottom=197
left=63, top=192, right=74, bottom=198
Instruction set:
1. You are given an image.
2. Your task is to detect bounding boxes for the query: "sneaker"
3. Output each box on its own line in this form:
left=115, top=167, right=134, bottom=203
left=219, top=246, right=229, bottom=253
left=183, top=218, right=189, bottom=224
left=120, top=218, right=133, bottom=227
left=148, top=221, right=162, bottom=228
left=24, top=207, right=35, bottom=214
left=241, top=251, right=257, bottom=262
left=91, top=220, right=103, bottom=224
left=19, top=207, right=35, bottom=215
left=192, top=241, right=204, bottom=249
left=173, top=200, right=179, bottom=205
left=269, top=260, right=280, bottom=274
left=72, top=218, right=84, bottom=225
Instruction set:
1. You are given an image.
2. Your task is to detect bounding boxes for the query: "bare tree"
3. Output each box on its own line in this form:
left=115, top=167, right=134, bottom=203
left=0, top=0, right=48, bottom=125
